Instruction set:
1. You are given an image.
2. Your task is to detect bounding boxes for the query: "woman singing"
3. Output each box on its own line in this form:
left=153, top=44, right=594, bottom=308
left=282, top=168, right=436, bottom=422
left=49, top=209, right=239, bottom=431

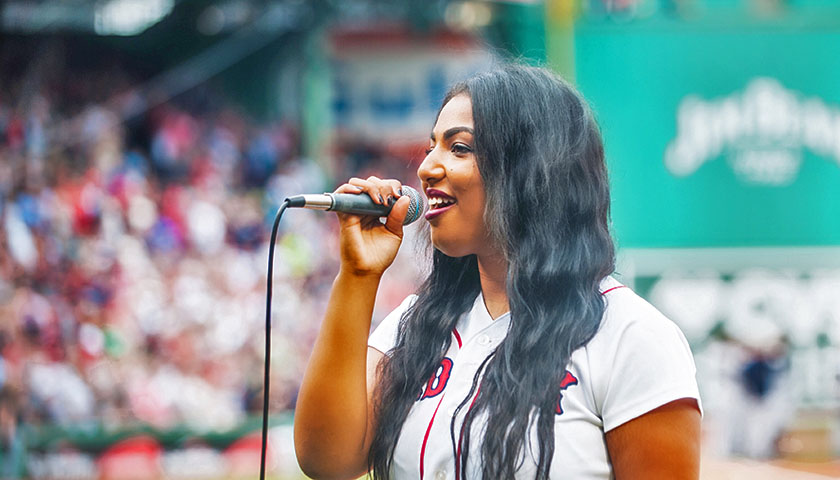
left=294, top=65, right=702, bottom=479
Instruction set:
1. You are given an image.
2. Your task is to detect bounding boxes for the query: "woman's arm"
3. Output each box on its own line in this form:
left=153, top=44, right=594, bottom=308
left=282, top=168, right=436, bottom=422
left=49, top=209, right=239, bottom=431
left=294, top=272, right=385, bottom=478
left=294, top=178, right=407, bottom=479
left=605, top=398, right=701, bottom=480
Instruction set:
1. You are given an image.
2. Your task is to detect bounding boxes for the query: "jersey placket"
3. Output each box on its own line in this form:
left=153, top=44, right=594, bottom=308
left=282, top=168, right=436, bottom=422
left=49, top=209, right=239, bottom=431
left=420, top=314, right=510, bottom=480
left=418, top=328, right=461, bottom=480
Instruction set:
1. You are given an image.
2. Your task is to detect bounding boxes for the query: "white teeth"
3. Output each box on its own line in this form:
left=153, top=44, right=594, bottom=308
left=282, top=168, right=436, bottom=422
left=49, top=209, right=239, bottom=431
left=429, top=197, right=455, bottom=209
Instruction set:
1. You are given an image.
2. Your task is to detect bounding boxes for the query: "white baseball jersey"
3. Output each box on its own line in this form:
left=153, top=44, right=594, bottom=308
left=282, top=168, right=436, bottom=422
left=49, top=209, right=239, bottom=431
left=368, top=276, right=702, bottom=480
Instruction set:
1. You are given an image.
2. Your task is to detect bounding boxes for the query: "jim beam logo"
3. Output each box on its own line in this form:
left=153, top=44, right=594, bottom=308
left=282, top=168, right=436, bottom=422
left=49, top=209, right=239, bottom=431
left=665, top=78, right=840, bottom=185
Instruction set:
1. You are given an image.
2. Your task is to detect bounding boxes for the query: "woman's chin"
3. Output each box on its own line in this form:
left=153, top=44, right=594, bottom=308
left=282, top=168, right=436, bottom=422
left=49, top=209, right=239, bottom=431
left=431, top=240, right=472, bottom=259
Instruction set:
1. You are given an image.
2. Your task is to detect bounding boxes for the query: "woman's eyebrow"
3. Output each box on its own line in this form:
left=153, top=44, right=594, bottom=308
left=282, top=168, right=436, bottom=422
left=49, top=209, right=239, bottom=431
left=430, top=126, right=475, bottom=142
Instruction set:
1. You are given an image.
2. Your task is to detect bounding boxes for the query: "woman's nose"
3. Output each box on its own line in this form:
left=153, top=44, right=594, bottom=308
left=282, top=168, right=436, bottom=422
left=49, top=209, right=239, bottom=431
left=417, top=150, right=444, bottom=184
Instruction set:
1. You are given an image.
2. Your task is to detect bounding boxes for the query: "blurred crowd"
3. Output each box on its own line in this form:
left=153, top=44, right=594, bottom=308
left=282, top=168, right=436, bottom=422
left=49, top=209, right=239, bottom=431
left=0, top=55, right=419, bottom=471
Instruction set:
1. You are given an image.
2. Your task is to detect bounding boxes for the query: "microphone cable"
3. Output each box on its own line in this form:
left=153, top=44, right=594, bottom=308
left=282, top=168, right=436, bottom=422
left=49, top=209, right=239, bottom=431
left=260, top=199, right=289, bottom=480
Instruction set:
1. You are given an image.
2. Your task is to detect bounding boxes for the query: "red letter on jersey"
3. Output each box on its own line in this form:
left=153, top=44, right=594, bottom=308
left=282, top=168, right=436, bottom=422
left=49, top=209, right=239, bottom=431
left=420, top=357, right=453, bottom=400
left=555, top=370, right=579, bottom=415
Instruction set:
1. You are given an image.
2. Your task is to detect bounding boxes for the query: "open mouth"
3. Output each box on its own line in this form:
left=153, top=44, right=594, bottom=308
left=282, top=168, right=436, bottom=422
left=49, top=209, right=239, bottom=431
left=425, top=189, right=456, bottom=220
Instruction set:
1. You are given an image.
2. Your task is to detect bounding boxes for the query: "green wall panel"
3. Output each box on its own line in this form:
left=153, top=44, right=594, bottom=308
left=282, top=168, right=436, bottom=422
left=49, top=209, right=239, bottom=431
left=574, top=22, right=840, bottom=248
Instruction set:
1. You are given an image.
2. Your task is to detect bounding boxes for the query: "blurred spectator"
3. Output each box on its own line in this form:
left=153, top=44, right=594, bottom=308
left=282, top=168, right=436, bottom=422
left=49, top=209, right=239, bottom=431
left=0, top=47, right=420, bottom=451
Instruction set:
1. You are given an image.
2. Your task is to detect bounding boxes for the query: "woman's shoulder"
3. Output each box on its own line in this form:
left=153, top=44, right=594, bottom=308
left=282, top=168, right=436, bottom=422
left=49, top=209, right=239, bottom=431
left=584, top=276, right=702, bottom=430
left=584, top=276, right=697, bottom=393
left=594, top=276, right=687, bottom=346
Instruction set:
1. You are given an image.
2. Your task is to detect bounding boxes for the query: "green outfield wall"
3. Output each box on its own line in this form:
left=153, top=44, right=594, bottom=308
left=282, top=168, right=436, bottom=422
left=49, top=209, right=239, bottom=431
left=566, top=13, right=840, bottom=248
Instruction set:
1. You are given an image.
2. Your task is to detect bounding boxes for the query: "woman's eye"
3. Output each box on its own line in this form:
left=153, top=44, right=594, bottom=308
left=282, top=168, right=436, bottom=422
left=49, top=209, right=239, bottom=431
left=452, top=143, right=473, bottom=155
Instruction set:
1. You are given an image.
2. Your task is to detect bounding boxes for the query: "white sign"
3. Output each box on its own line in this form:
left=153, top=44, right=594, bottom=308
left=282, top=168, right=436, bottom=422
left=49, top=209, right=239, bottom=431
left=665, top=78, right=840, bottom=185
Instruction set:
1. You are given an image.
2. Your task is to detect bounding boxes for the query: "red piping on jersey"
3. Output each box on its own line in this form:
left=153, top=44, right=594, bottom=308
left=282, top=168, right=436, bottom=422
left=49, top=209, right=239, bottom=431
left=419, top=393, right=447, bottom=479
left=601, top=285, right=626, bottom=296
left=420, top=330, right=461, bottom=477
left=455, top=385, right=482, bottom=480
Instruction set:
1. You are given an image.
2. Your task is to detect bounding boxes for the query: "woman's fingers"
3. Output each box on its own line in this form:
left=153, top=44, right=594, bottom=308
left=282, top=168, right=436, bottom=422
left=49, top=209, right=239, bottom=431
left=336, top=177, right=409, bottom=231
left=345, top=176, right=402, bottom=205
left=381, top=179, right=402, bottom=199
left=334, top=183, right=363, bottom=195
left=346, top=177, right=382, bottom=204
left=334, top=178, right=404, bottom=230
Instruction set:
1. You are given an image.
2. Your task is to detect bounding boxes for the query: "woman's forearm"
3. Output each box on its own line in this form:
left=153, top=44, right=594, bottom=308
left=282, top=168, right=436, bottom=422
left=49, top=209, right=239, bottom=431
left=294, top=270, right=382, bottom=478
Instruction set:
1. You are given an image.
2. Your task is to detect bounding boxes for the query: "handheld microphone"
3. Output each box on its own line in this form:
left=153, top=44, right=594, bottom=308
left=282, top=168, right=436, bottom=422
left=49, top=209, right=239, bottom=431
left=285, top=185, right=426, bottom=225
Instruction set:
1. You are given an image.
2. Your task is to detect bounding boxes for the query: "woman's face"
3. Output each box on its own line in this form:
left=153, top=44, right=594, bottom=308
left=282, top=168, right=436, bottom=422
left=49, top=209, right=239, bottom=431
left=417, top=94, right=492, bottom=258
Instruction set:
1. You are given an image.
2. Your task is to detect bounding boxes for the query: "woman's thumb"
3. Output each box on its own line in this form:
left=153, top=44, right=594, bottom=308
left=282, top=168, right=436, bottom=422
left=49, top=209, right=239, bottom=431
left=384, top=196, right=411, bottom=236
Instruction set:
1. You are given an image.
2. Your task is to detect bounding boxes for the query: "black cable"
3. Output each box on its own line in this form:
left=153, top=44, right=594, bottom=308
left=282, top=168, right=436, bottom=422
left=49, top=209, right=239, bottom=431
left=260, top=200, right=289, bottom=480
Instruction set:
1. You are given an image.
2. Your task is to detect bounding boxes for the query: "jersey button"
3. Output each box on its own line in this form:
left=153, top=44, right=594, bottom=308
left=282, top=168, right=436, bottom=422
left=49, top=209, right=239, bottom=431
left=434, top=471, right=447, bottom=480
left=478, top=334, right=492, bottom=346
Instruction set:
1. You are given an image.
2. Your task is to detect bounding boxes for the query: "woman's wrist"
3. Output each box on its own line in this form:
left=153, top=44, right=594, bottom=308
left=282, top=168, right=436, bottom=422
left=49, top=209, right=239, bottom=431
left=337, top=265, right=386, bottom=282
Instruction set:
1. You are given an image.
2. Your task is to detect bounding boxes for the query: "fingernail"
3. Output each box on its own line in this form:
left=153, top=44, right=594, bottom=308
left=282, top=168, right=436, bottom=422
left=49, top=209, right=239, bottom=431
left=378, top=194, right=384, bottom=204
left=398, top=188, right=403, bottom=196
left=387, top=195, right=396, bottom=206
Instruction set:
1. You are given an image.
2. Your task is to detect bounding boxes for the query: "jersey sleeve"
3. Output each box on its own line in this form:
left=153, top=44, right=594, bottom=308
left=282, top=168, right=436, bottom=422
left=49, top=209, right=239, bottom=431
left=368, top=294, right=417, bottom=355
left=588, top=290, right=703, bottom=432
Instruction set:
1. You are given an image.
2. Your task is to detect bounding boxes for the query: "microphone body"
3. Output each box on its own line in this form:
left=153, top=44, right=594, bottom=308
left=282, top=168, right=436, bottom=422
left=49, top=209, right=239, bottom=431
left=285, top=185, right=426, bottom=225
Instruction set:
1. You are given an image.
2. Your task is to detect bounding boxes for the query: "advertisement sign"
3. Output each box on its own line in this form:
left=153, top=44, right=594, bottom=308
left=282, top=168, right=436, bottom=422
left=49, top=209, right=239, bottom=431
left=574, top=22, right=840, bottom=248
left=329, top=29, right=495, bottom=141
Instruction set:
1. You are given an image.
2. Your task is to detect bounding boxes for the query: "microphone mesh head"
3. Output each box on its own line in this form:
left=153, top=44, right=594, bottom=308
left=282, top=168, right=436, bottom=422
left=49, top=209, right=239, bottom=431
left=401, top=186, right=426, bottom=225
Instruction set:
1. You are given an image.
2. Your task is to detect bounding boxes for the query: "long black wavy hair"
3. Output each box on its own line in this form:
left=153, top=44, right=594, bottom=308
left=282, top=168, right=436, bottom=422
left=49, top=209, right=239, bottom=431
left=368, top=65, right=615, bottom=479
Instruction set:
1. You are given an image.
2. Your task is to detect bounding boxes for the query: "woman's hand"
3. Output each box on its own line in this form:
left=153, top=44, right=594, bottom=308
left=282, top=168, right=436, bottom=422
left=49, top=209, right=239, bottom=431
left=334, top=176, right=411, bottom=277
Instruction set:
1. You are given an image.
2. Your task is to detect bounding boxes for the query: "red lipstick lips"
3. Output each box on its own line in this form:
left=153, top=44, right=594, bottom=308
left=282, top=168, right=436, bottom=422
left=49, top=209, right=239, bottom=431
left=425, top=188, right=457, bottom=220
left=425, top=204, right=453, bottom=220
